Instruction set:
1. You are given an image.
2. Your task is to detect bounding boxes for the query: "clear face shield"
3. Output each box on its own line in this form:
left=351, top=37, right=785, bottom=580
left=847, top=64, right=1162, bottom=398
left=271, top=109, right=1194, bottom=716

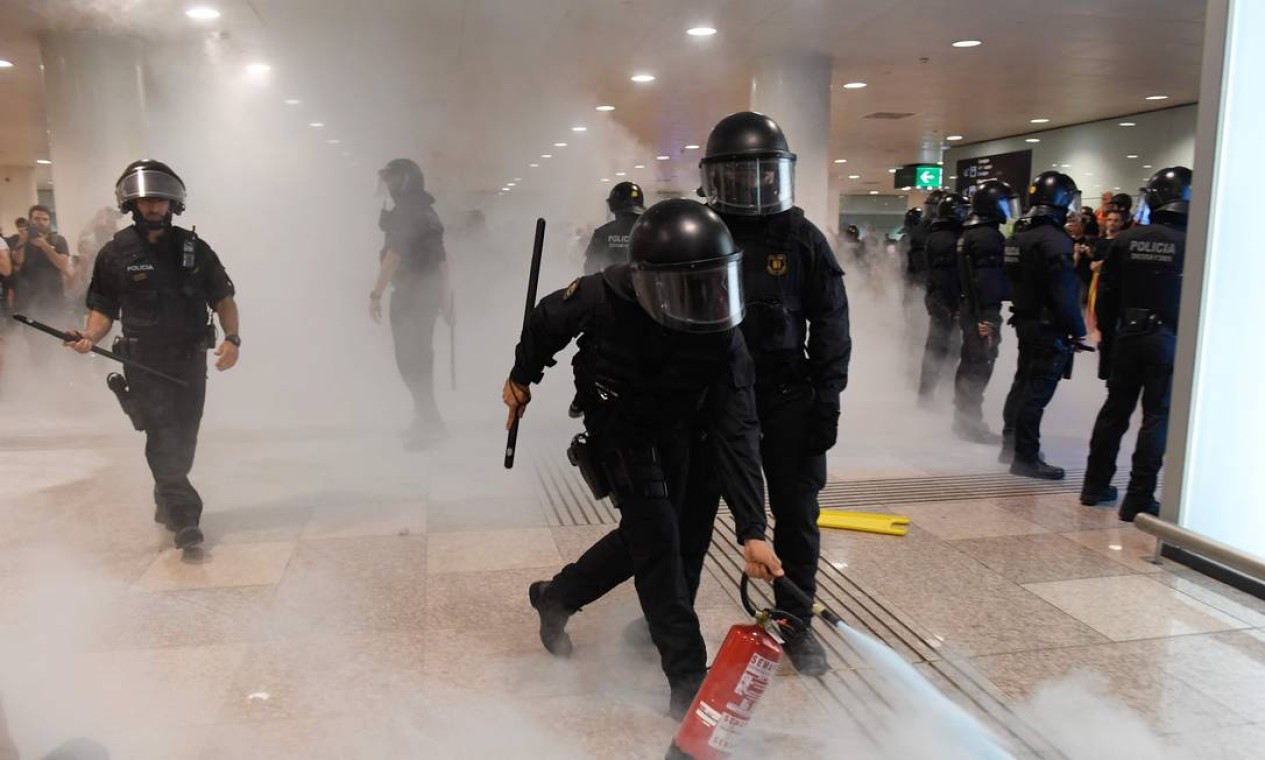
left=701, top=156, right=794, bottom=216
left=116, top=170, right=185, bottom=209
left=995, top=196, right=1022, bottom=222
left=630, top=254, right=746, bottom=333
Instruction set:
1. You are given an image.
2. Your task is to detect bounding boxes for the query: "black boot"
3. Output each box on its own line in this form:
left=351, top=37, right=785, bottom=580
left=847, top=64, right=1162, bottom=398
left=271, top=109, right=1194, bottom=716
left=782, top=629, right=829, bottom=676
left=998, top=436, right=1014, bottom=464
left=1010, top=456, right=1065, bottom=480
left=153, top=506, right=177, bottom=531
left=953, top=419, right=1003, bottom=445
left=528, top=581, right=573, bottom=657
left=1080, top=486, right=1119, bottom=506
left=1119, top=499, right=1160, bottom=522
left=668, top=674, right=704, bottom=721
left=174, top=525, right=204, bottom=550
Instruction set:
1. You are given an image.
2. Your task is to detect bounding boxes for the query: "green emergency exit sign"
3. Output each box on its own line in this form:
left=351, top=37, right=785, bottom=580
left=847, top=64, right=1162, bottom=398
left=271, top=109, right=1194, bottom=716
left=914, top=166, right=942, bottom=189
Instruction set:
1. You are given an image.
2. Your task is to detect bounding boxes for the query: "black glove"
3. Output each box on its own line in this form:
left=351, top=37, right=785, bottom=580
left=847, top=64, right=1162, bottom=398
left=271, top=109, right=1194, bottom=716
left=803, top=401, right=840, bottom=456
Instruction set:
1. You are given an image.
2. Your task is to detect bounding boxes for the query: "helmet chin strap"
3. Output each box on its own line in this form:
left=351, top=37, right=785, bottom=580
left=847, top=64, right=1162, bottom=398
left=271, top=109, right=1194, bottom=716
left=131, top=208, right=172, bottom=230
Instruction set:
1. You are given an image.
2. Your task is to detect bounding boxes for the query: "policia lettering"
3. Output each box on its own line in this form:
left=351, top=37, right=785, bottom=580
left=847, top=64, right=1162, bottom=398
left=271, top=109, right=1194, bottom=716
left=692, top=112, right=852, bottom=677
left=506, top=199, right=782, bottom=719
left=67, top=160, right=240, bottom=551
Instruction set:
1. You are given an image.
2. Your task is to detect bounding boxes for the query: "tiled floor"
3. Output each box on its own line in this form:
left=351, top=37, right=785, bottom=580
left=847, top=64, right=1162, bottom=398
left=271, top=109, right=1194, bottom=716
left=2, top=422, right=1263, bottom=760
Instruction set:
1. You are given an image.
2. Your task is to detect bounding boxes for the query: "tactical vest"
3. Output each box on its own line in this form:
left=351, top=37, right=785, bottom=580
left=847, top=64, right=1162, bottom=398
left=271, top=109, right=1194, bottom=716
left=728, top=208, right=811, bottom=381
left=112, top=227, right=212, bottom=346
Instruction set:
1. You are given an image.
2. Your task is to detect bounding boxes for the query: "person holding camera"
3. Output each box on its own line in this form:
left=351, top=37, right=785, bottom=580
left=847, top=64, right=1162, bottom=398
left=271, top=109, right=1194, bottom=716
left=64, top=160, right=240, bottom=551
left=11, top=204, right=73, bottom=323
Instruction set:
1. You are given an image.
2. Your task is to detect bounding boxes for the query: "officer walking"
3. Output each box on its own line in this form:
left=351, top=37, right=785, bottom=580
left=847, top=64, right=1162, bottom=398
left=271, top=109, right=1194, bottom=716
left=952, top=181, right=1020, bottom=442
left=507, top=199, right=783, bottom=718
left=1081, top=167, right=1190, bottom=520
left=583, top=181, right=644, bottom=274
left=369, top=158, right=453, bottom=449
left=65, top=160, right=239, bottom=550
left=690, top=112, right=852, bottom=675
left=918, top=192, right=968, bottom=404
left=999, top=172, right=1089, bottom=479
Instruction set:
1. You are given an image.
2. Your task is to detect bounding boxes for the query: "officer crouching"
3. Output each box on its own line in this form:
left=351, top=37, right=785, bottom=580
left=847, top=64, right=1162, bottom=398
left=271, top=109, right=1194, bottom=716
left=65, top=160, right=240, bottom=550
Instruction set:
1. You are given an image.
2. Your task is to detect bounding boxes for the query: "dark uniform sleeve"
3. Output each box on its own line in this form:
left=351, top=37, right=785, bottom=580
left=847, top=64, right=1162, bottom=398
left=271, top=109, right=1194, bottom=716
left=705, top=330, right=767, bottom=543
left=199, top=240, right=236, bottom=305
left=974, top=229, right=1008, bottom=321
left=1095, top=237, right=1126, bottom=341
left=582, top=228, right=605, bottom=276
left=384, top=205, right=447, bottom=265
left=803, top=224, right=852, bottom=406
left=1043, top=234, right=1087, bottom=338
left=85, top=242, right=120, bottom=319
left=509, top=275, right=599, bottom=386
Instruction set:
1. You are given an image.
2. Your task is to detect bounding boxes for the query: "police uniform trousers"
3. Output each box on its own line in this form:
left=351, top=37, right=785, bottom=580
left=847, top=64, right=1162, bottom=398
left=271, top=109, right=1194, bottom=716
left=126, top=342, right=207, bottom=528
left=388, top=278, right=442, bottom=427
left=953, top=314, right=1001, bottom=427
left=918, top=298, right=961, bottom=399
left=1001, top=321, right=1070, bottom=461
left=1084, top=327, right=1175, bottom=507
left=547, top=432, right=708, bottom=689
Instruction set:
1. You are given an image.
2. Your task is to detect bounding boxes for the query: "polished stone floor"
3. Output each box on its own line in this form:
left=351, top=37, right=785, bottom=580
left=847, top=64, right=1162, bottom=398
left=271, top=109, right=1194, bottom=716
left=2, top=413, right=1263, bottom=760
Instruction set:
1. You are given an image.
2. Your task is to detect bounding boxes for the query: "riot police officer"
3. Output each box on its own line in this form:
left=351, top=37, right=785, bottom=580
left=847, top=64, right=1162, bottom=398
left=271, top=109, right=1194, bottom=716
left=952, top=181, right=1019, bottom=442
left=1081, top=167, right=1191, bottom=520
left=691, top=111, right=852, bottom=675
left=65, top=160, right=239, bottom=550
left=506, top=199, right=782, bottom=718
left=999, top=172, right=1088, bottom=479
left=918, top=192, right=968, bottom=403
left=583, top=181, right=645, bottom=274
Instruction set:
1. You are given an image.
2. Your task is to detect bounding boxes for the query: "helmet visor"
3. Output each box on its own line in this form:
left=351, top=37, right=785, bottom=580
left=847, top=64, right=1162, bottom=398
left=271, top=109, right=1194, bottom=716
left=995, top=196, right=1021, bottom=222
left=701, top=157, right=794, bottom=215
left=630, top=254, right=745, bottom=333
left=117, top=169, right=185, bottom=205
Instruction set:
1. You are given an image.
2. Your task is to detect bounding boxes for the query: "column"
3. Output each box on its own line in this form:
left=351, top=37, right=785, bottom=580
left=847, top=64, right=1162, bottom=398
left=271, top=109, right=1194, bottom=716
left=0, top=166, right=37, bottom=232
left=750, top=52, right=833, bottom=231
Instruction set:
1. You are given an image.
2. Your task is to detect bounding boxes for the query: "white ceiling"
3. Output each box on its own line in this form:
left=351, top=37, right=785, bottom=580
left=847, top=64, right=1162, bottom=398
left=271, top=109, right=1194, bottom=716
left=0, top=1, right=1206, bottom=201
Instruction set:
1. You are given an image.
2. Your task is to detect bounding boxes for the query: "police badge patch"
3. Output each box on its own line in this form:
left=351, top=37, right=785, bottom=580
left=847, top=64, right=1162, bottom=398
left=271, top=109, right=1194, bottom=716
left=767, top=253, right=788, bottom=276
left=564, top=278, right=580, bottom=300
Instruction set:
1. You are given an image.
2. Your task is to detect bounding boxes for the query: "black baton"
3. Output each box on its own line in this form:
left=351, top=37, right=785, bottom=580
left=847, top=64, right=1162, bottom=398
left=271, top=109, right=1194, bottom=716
left=505, top=218, right=546, bottom=469
left=13, top=314, right=190, bottom=387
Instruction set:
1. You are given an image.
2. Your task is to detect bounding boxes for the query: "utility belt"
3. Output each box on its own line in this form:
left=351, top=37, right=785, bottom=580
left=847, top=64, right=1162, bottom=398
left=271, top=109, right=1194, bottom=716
left=1117, top=308, right=1165, bottom=337
left=116, top=323, right=214, bottom=361
left=567, top=433, right=668, bottom=507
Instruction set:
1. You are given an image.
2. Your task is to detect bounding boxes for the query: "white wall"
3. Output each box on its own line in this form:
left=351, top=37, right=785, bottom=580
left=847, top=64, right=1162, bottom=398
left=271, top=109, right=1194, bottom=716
left=0, top=166, right=37, bottom=235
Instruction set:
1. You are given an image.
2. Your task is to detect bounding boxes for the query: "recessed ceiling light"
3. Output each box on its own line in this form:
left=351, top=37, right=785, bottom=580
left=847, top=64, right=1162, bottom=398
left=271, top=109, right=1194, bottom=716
left=1025, top=138, right=1041, bottom=143
left=596, top=105, right=615, bottom=112
left=514, top=177, right=522, bottom=181
left=185, top=7, right=221, bottom=20
left=529, top=163, right=539, bottom=168
left=633, top=164, right=645, bottom=169
left=615, top=172, right=627, bottom=176
left=902, top=186, right=912, bottom=191
left=847, top=174, right=860, bottom=180
left=283, top=98, right=301, bottom=105
left=1146, top=95, right=1169, bottom=101
left=1113, top=187, right=1121, bottom=190
left=308, top=122, right=324, bottom=128
left=869, top=190, right=880, bottom=195
left=540, top=154, right=552, bottom=158
left=656, top=155, right=670, bottom=160
left=553, top=142, right=567, bottom=147
left=245, top=63, right=271, bottom=74
left=687, top=26, right=717, bottom=37
left=1119, top=122, right=1136, bottom=127
left=1061, top=164, right=1072, bottom=168
left=507, top=183, right=516, bottom=187
left=833, top=158, right=847, bottom=163
left=952, top=40, right=982, bottom=48
left=888, top=168, right=898, bottom=173
left=1126, top=154, right=1139, bottom=159
left=946, top=135, right=963, bottom=141
left=571, top=126, right=587, bottom=132
left=501, top=187, right=510, bottom=191
left=630, top=73, right=655, bottom=83
left=0, top=60, right=15, bottom=69
left=1143, top=164, right=1153, bottom=168
left=600, top=178, right=611, bottom=182
left=684, top=144, right=700, bottom=150
left=36, top=159, right=52, bottom=165
left=949, top=175, right=957, bottom=179
left=1030, top=118, right=1050, bottom=124
left=842, top=82, right=867, bottom=89
left=326, top=139, right=340, bottom=144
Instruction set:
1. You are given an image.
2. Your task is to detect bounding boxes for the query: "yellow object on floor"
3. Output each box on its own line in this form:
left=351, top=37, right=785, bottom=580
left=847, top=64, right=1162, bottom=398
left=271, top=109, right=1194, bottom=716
left=818, top=510, right=910, bottom=536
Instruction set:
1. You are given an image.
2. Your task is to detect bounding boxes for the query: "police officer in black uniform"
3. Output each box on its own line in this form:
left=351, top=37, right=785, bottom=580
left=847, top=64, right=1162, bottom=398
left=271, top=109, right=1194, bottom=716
left=1081, top=167, right=1190, bottom=520
left=691, top=111, right=852, bottom=675
left=583, top=181, right=645, bottom=274
left=66, top=160, right=239, bottom=550
left=918, top=192, right=968, bottom=403
left=952, top=181, right=1020, bottom=442
left=507, top=199, right=783, bottom=718
left=999, top=172, right=1089, bottom=479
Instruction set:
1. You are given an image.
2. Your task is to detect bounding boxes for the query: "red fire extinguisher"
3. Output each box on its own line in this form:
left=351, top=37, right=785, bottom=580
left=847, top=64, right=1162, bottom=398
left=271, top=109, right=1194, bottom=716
left=666, top=575, right=806, bottom=760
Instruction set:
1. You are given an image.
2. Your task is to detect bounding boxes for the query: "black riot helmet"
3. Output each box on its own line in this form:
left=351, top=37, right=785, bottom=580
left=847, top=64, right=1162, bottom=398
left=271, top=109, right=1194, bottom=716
left=903, top=207, right=924, bottom=230
left=934, top=192, right=969, bottom=224
left=965, top=180, right=1020, bottom=227
left=1023, top=171, right=1081, bottom=225
left=1142, top=166, right=1192, bottom=222
left=845, top=224, right=861, bottom=241
left=606, top=181, right=645, bottom=213
left=699, top=111, right=796, bottom=216
left=115, top=160, right=187, bottom=228
left=921, top=189, right=946, bottom=219
left=379, top=158, right=425, bottom=199
left=627, top=198, right=745, bottom=333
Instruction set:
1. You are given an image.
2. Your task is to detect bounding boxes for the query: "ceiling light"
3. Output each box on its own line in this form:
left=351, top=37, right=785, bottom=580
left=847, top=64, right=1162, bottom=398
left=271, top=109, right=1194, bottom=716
left=245, top=63, right=271, bottom=74
left=1025, top=138, right=1041, bottom=143
left=949, top=175, right=957, bottom=179
left=952, top=40, right=982, bottom=48
left=185, top=7, right=221, bottom=20
left=1030, top=118, right=1050, bottom=124
left=687, top=26, right=717, bottom=36
left=1119, top=122, right=1136, bottom=127
left=1146, top=95, right=1169, bottom=101
left=946, top=135, right=963, bottom=141
left=684, top=144, right=700, bottom=150
left=1127, top=154, right=1139, bottom=159
left=341, top=152, right=350, bottom=157
left=529, top=163, right=539, bottom=168
left=571, top=126, right=587, bottom=132
left=615, top=172, right=627, bottom=176
left=308, top=122, right=324, bottom=128
left=656, top=155, right=670, bottom=161
left=283, top=98, right=301, bottom=105
left=630, top=73, right=655, bottom=83
left=540, top=154, right=552, bottom=158
left=326, top=139, right=340, bottom=144
left=36, top=159, right=52, bottom=165
left=0, top=60, right=14, bottom=69
left=869, top=190, right=880, bottom=195
left=847, top=174, right=860, bottom=179
left=596, top=105, right=615, bottom=112
left=507, top=183, right=515, bottom=187
left=833, top=158, right=847, bottom=163
left=842, top=82, right=867, bottom=89
left=600, top=178, right=611, bottom=182
left=888, top=168, right=897, bottom=173
left=501, top=187, right=510, bottom=191
left=554, top=142, right=567, bottom=147
left=902, top=186, right=912, bottom=191
left=514, top=178, right=522, bottom=181
left=1114, top=187, right=1121, bottom=190
left=1061, top=164, right=1072, bottom=168
left=633, top=164, right=645, bottom=169
left=1143, top=164, right=1153, bottom=168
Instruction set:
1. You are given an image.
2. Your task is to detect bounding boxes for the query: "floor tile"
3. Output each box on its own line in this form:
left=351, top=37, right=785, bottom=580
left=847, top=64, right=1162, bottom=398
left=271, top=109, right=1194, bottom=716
left=427, top=527, right=561, bottom=573
left=92, top=585, right=275, bottom=650
left=997, top=494, right=1124, bottom=533
left=890, top=500, right=1048, bottom=540
left=1152, top=568, right=1265, bottom=629
left=949, top=533, right=1138, bottom=584
left=1159, top=630, right=1265, bottom=723
left=426, top=495, right=546, bottom=532
left=301, top=499, right=427, bottom=540
left=1061, top=526, right=1163, bottom=573
left=1162, top=723, right=1265, bottom=760
left=133, top=541, right=296, bottom=592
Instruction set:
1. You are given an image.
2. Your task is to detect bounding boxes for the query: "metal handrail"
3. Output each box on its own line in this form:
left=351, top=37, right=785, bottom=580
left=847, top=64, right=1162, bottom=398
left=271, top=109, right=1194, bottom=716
left=1134, top=514, right=1265, bottom=584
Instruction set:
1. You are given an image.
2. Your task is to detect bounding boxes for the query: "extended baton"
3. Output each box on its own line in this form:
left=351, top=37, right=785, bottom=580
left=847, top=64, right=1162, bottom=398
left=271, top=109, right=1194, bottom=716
left=12, top=314, right=190, bottom=387
left=505, top=218, right=546, bottom=469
